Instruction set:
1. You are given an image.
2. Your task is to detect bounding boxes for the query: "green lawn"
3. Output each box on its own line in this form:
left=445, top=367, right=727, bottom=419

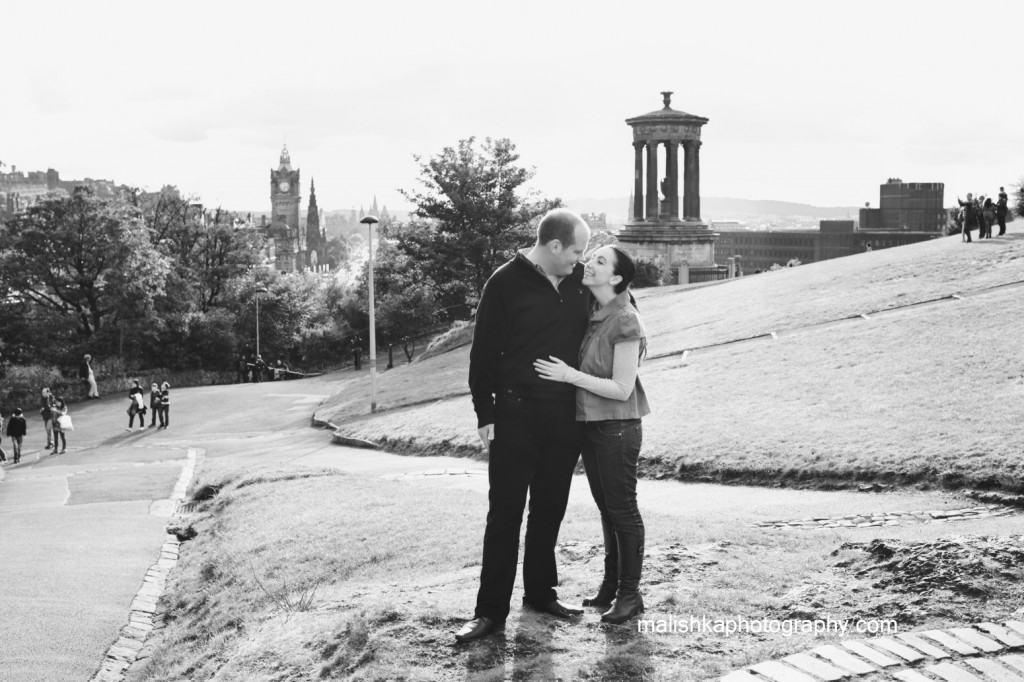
left=317, top=229, right=1024, bottom=491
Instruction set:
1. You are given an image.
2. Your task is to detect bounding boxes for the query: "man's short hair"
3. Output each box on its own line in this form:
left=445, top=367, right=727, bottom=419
left=537, top=209, right=585, bottom=247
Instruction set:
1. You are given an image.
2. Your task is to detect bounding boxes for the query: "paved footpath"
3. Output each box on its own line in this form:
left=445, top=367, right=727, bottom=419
left=721, top=621, right=1024, bottom=682
left=2, top=373, right=1021, bottom=681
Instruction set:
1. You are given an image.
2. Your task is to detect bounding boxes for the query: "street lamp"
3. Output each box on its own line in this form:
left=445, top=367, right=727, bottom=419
left=360, top=215, right=380, bottom=412
left=254, top=287, right=269, bottom=357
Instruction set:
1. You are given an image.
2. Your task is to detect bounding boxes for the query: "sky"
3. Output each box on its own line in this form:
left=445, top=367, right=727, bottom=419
left=3, top=0, right=1021, bottom=217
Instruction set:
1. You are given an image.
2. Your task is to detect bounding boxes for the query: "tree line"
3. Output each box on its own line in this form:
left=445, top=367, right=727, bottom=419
left=0, top=136, right=668, bottom=402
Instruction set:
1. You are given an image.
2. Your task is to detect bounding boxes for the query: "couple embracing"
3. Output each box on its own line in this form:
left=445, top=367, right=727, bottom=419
left=457, top=209, right=650, bottom=642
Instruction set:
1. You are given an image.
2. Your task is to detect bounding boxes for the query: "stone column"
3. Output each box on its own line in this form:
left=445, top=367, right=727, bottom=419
left=682, top=141, right=693, bottom=219
left=633, top=142, right=644, bottom=221
left=645, top=141, right=658, bottom=221
left=666, top=141, right=679, bottom=220
left=691, top=141, right=702, bottom=221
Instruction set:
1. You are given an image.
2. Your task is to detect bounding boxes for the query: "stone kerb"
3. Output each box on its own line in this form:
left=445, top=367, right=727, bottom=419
left=90, top=447, right=202, bottom=682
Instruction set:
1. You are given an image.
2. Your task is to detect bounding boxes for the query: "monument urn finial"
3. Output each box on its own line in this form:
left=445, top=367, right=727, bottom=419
left=661, top=91, right=673, bottom=109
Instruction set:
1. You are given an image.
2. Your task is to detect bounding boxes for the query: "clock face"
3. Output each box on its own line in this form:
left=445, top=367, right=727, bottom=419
left=279, top=181, right=290, bottom=192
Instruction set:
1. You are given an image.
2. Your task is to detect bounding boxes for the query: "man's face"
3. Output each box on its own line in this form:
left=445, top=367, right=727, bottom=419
left=552, top=224, right=590, bottom=276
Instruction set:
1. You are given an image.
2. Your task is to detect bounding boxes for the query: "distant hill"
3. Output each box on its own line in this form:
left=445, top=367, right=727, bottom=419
left=564, top=196, right=861, bottom=223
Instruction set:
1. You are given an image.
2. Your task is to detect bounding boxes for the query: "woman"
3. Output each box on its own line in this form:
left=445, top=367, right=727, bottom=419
left=51, top=396, right=68, bottom=455
left=126, top=380, right=146, bottom=431
left=534, top=245, right=650, bottom=625
left=40, top=387, right=56, bottom=450
left=982, top=197, right=996, bottom=239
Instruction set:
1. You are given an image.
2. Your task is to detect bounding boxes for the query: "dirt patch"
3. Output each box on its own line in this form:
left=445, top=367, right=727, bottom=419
left=777, top=536, right=1024, bottom=628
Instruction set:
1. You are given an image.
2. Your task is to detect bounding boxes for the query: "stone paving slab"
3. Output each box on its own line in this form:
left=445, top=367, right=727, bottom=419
left=720, top=622, right=1024, bottom=682
left=757, top=505, right=1020, bottom=530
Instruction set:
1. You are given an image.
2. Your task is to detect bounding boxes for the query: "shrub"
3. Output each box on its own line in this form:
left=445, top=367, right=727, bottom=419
left=0, top=364, right=69, bottom=414
left=633, top=257, right=668, bottom=289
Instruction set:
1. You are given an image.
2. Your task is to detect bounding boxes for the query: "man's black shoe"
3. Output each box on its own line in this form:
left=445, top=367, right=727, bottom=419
left=523, top=598, right=584, bottom=618
left=454, top=617, right=502, bottom=642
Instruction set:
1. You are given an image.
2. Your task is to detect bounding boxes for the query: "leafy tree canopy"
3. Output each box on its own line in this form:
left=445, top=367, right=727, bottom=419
left=395, top=137, right=561, bottom=319
left=0, top=187, right=170, bottom=337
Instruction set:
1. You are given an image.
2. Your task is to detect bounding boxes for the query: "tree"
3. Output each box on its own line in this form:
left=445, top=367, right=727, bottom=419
left=0, top=187, right=170, bottom=339
left=396, top=137, right=561, bottom=320
left=345, top=238, right=439, bottom=361
left=134, top=186, right=265, bottom=312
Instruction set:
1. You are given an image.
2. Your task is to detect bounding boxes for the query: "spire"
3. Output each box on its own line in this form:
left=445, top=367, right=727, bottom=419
left=359, top=204, right=365, bottom=219
left=278, top=144, right=292, bottom=171
left=306, top=178, right=321, bottom=252
left=371, top=195, right=379, bottom=215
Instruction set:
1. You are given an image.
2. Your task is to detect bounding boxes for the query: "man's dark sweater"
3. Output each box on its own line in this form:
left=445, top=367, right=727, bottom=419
left=469, top=252, right=591, bottom=428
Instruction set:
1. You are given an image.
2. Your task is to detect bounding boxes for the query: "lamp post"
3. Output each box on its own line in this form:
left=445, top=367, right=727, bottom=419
left=254, top=287, right=269, bottom=358
left=360, top=215, right=380, bottom=412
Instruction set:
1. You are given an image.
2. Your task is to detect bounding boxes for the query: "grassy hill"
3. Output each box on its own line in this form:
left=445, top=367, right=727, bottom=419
left=315, top=225, right=1024, bottom=492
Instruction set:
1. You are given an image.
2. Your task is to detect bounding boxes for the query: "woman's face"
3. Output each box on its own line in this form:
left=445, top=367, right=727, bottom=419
left=582, top=246, right=620, bottom=289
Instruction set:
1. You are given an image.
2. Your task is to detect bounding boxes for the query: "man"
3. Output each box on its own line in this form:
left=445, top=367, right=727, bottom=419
left=958, top=193, right=978, bottom=243
left=456, top=208, right=591, bottom=643
left=997, top=186, right=1009, bottom=236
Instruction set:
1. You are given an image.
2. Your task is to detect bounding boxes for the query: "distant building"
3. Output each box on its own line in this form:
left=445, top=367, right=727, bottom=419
left=716, top=219, right=939, bottom=272
left=580, top=212, right=607, bottom=229
left=859, top=179, right=945, bottom=231
left=0, top=165, right=120, bottom=225
left=266, top=145, right=305, bottom=272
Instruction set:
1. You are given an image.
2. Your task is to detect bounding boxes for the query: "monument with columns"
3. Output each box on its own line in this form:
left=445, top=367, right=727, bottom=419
left=616, top=92, right=721, bottom=284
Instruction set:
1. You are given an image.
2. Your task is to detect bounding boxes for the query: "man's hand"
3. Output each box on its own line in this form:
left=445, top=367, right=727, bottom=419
left=477, top=424, right=494, bottom=449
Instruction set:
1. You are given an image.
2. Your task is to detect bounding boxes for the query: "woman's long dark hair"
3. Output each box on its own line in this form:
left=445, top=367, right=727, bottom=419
left=609, top=245, right=639, bottom=309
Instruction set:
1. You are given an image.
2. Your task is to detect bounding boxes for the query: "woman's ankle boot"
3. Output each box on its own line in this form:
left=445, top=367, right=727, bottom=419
left=583, top=518, right=618, bottom=607
left=601, top=532, right=644, bottom=624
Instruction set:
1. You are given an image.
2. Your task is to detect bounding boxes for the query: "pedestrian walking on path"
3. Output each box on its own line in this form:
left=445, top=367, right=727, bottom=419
left=0, top=413, right=6, bottom=463
left=51, top=397, right=68, bottom=455
left=40, top=387, right=55, bottom=450
left=158, top=382, right=170, bottom=429
left=535, top=244, right=651, bottom=625
left=148, top=383, right=161, bottom=428
left=127, top=380, right=146, bottom=431
left=6, top=408, right=27, bottom=464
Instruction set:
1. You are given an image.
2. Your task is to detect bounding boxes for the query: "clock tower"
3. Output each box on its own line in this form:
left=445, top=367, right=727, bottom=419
left=270, top=145, right=301, bottom=230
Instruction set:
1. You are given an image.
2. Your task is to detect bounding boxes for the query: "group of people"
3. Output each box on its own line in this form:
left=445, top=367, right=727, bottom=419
left=2, top=387, right=73, bottom=463
left=236, top=353, right=292, bottom=383
left=957, top=187, right=1009, bottom=242
left=126, top=380, right=170, bottom=431
left=456, top=209, right=650, bottom=642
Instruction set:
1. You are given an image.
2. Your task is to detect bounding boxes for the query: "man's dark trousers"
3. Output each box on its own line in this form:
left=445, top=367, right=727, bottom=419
left=474, top=390, right=582, bottom=624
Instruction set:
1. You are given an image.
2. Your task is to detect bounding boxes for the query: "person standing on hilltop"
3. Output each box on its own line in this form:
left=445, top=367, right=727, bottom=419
left=535, top=245, right=651, bottom=625
left=958, top=193, right=978, bottom=242
left=455, top=209, right=592, bottom=643
left=981, top=197, right=996, bottom=240
left=997, top=186, right=1009, bottom=236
